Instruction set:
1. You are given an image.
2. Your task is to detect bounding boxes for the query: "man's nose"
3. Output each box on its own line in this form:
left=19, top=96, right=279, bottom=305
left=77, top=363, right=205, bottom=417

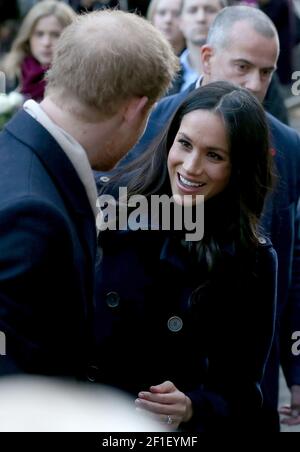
left=244, top=71, right=262, bottom=95
left=196, top=8, right=206, bottom=22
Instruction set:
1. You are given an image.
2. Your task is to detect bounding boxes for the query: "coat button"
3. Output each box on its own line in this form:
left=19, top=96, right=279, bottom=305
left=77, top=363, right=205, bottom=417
left=167, top=316, right=183, bottom=333
left=86, top=364, right=100, bottom=383
left=99, top=176, right=110, bottom=183
left=106, top=291, right=120, bottom=308
left=258, top=237, right=267, bottom=245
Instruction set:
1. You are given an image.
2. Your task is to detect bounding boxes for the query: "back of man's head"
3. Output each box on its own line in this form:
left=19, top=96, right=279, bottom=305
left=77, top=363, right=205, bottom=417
left=207, top=5, right=279, bottom=50
left=46, top=10, right=179, bottom=119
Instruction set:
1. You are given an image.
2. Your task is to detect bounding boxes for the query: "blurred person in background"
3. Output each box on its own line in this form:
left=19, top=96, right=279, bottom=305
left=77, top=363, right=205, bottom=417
left=147, top=0, right=186, bottom=56
left=176, top=0, right=227, bottom=93
left=2, top=0, right=76, bottom=102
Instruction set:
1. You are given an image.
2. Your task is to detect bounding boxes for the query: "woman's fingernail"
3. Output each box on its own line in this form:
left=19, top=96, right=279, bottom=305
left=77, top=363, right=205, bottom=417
left=135, top=398, right=141, bottom=404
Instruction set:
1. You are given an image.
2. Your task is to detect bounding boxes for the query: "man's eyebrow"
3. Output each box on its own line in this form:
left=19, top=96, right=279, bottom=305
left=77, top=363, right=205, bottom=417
left=263, top=65, right=277, bottom=71
left=232, top=58, right=277, bottom=71
left=231, top=58, right=252, bottom=65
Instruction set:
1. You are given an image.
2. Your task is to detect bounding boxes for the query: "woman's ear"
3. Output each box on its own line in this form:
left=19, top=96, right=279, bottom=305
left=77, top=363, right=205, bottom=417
left=201, top=45, right=214, bottom=75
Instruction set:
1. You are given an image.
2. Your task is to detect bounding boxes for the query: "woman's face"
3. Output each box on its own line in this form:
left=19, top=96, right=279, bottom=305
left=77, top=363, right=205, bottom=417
left=167, top=109, right=231, bottom=205
left=29, top=15, right=64, bottom=66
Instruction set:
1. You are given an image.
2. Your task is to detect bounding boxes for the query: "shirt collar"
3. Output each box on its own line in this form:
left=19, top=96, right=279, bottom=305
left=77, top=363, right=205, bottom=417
left=23, top=99, right=98, bottom=218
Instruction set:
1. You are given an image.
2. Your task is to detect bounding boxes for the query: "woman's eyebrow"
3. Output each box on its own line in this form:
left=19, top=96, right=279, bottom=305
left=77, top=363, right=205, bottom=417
left=178, top=132, right=229, bottom=154
left=177, top=132, right=191, bottom=140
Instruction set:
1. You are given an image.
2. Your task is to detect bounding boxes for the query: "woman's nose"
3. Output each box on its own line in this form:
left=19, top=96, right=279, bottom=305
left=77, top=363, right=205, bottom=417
left=182, top=153, right=204, bottom=176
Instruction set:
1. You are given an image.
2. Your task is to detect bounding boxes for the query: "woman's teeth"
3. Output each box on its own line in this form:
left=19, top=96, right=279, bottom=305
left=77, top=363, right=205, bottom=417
left=179, top=174, right=205, bottom=188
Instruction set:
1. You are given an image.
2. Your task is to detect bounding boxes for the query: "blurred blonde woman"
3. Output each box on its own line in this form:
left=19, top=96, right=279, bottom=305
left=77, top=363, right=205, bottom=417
left=2, top=0, right=76, bottom=101
left=147, top=0, right=185, bottom=55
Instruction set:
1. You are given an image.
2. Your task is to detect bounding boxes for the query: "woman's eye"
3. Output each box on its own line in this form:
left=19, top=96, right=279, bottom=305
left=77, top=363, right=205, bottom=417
left=207, top=151, right=222, bottom=161
left=178, top=139, right=191, bottom=149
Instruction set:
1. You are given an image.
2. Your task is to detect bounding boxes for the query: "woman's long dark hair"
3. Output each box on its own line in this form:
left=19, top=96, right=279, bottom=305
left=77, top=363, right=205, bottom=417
left=108, top=81, right=274, bottom=273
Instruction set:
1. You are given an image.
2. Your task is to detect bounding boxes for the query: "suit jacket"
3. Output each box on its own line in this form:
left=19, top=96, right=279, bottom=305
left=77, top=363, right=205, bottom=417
left=167, top=69, right=289, bottom=125
left=0, top=110, right=97, bottom=378
left=95, top=83, right=300, bottom=410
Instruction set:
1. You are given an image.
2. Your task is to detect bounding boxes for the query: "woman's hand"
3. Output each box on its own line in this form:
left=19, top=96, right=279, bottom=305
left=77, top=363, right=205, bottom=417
left=279, top=385, right=300, bottom=426
left=135, top=380, right=193, bottom=430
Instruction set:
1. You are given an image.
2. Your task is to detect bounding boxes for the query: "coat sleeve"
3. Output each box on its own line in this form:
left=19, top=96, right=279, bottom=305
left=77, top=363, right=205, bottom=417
left=281, top=198, right=300, bottom=387
left=275, top=126, right=300, bottom=388
left=0, top=196, right=76, bottom=376
left=185, top=244, right=278, bottom=431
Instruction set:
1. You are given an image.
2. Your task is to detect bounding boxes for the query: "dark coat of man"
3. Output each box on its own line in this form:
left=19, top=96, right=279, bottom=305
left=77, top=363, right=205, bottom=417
left=0, top=110, right=97, bottom=378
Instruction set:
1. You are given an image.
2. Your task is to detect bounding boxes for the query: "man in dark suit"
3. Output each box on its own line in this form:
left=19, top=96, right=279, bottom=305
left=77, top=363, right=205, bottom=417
left=166, top=0, right=288, bottom=124
left=0, top=10, right=178, bottom=378
left=96, top=5, right=300, bottom=429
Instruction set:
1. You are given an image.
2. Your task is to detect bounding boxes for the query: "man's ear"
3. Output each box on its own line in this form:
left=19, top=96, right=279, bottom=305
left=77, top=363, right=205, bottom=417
left=123, top=96, right=149, bottom=123
left=201, top=45, right=214, bottom=75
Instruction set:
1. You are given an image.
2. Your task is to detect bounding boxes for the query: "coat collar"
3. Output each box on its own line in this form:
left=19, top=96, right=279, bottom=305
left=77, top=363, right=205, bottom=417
left=159, top=235, right=188, bottom=273
left=5, top=109, right=94, bottom=218
left=5, top=109, right=97, bottom=264
left=159, top=235, right=237, bottom=274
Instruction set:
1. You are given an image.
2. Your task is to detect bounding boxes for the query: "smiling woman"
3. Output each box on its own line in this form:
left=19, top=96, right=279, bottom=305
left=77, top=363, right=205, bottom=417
left=168, top=109, right=231, bottom=202
left=94, top=81, right=278, bottom=431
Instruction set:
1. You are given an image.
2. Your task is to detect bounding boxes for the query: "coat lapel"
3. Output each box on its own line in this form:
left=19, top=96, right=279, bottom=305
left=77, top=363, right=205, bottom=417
left=5, top=109, right=97, bottom=264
